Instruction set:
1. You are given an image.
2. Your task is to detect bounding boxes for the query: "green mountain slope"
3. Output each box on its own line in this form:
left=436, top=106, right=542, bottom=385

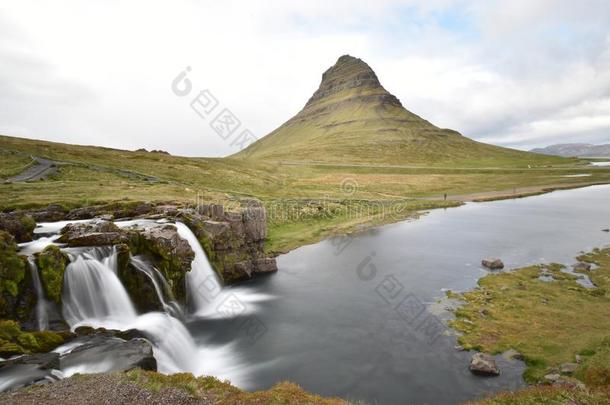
left=234, top=55, right=564, bottom=167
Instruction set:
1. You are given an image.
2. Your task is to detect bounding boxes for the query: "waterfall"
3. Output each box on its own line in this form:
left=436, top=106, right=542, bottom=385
left=174, top=222, right=223, bottom=313
left=62, top=253, right=137, bottom=327
left=27, top=258, right=49, bottom=331
left=130, top=256, right=183, bottom=318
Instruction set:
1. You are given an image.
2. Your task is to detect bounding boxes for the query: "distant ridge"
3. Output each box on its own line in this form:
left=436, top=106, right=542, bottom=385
left=234, top=55, right=563, bottom=167
left=530, top=143, right=610, bottom=158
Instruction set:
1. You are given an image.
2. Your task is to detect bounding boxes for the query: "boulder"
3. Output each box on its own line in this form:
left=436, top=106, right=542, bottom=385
left=60, top=336, right=156, bottom=373
left=254, top=258, right=278, bottom=274
left=482, top=258, right=504, bottom=270
left=56, top=221, right=135, bottom=247
left=502, top=349, right=524, bottom=361
left=0, top=352, right=60, bottom=371
left=560, top=362, right=578, bottom=374
left=544, top=373, right=561, bottom=383
left=469, top=353, right=500, bottom=376
left=28, top=204, right=67, bottom=222
left=35, top=245, right=69, bottom=304
left=0, top=213, right=36, bottom=243
left=0, top=231, right=35, bottom=323
left=602, top=229, right=609, bottom=232
left=572, top=262, right=592, bottom=272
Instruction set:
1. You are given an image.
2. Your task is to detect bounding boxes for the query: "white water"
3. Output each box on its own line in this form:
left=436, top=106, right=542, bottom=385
left=26, top=258, right=49, bottom=330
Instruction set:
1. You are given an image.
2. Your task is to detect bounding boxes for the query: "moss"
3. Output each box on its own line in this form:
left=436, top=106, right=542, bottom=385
left=0, top=230, right=28, bottom=318
left=121, top=369, right=348, bottom=404
left=36, top=245, right=69, bottom=304
left=0, top=319, right=68, bottom=357
left=466, top=385, right=610, bottom=405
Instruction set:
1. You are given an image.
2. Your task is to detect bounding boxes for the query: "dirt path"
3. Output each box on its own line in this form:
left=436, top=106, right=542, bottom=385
left=4, top=157, right=59, bottom=183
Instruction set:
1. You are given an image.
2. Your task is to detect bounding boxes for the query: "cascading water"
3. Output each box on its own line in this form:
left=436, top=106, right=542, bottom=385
left=130, top=256, right=183, bottom=318
left=26, top=258, right=49, bottom=331
left=12, top=218, right=255, bottom=388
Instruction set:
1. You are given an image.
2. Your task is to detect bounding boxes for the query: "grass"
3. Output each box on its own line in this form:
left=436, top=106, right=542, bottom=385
left=450, top=248, right=610, bottom=384
left=467, top=385, right=610, bottom=405
left=1, top=134, right=610, bottom=253
left=121, top=369, right=348, bottom=404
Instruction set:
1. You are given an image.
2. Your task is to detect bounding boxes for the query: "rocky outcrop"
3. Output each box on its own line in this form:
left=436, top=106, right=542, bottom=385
left=573, top=262, right=592, bottom=272
left=57, top=221, right=136, bottom=247
left=469, top=353, right=500, bottom=376
left=180, top=200, right=277, bottom=283
left=0, top=328, right=155, bottom=392
left=482, top=258, right=504, bottom=270
left=0, top=213, right=36, bottom=243
left=0, top=231, right=35, bottom=324
left=35, top=245, right=69, bottom=305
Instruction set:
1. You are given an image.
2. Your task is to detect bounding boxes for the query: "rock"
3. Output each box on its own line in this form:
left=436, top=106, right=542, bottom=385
left=544, top=373, right=561, bottom=383
left=254, top=257, right=278, bottom=274
left=560, top=362, right=578, bottom=374
left=57, top=221, right=134, bottom=246
left=482, top=259, right=504, bottom=270
left=35, top=245, right=69, bottom=304
left=0, top=352, right=60, bottom=371
left=602, top=229, right=609, bottom=232
left=573, top=262, right=592, bottom=272
left=28, top=204, right=67, bottom=222
left=502, top=349, right=524, bottom=361
left=60, top=336, right=157, bottom=373
left=65, top=206, right=100, bottom=220
left=552, top=376, right=586, bottom=390
left=575, top=354, right=582, bottom=364
left=469, top=353, right=500, bottom=376
left=0, top=213, right=36, bottom=243
left=0, top=231, right=35, bottom=323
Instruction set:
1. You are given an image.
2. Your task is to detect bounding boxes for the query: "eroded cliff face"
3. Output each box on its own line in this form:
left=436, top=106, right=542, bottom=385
left=179, top=199, right=278, bottom=284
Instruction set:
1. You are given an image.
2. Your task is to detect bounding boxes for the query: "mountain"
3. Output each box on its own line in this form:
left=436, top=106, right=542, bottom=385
left=234, top=55, right=563, bottom=166
left=530, top=143, right=610, bottom=158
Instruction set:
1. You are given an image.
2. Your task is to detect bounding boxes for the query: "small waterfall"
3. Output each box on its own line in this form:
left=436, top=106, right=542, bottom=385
left=27, top=258, right=49, bottom=330
left=174, top=222, right=223, bottom=312
left=130, top=256, right=183, bottom=318
left=62, top=254, right=137, bottom=326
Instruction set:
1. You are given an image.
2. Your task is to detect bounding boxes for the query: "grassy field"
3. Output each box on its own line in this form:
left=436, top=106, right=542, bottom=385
left=450, top=247, right=610, bottom=385
left=2, top=134, right=610, bottom=253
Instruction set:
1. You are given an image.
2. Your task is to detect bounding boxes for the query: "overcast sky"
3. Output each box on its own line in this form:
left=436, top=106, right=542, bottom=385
left=1, top=0, right=610, bottom=156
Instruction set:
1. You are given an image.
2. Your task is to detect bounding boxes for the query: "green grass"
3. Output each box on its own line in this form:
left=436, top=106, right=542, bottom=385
left=450, top=248, right=610, bottom=384
left=467, top=385, right=610, bottom=405
left=1, top=134, right=610, bottom=253
left=0, top=150, right=34, bottom=179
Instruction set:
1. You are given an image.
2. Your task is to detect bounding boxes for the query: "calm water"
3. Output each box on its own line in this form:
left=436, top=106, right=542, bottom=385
left=191, top=185, right=610, bottom=405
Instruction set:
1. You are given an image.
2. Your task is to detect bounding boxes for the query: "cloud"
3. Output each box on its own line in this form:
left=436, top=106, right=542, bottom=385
left=0, top=0, right=609, bottom=155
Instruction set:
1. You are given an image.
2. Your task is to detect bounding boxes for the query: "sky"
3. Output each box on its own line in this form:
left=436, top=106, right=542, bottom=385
left=1, top=0, right=610, bottom=156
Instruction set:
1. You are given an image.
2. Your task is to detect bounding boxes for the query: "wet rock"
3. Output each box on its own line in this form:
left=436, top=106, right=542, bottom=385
left=60, top=336, right=156, bottom=373
left=469, top=353, right=500, bottom=376
left=602, top=229, right=609, bottom=232
left=560, top=362, right=578, bottom=374
left=0, top=213, right=36, bottom=243
left=572, top=262, right=592, bottom=272
left=0, top=352, right=60, bottom=371
left=482, top=258, right=504, bottom=270
left=65, top=206, right=100, bottom=220
left=57, top=221, right=134, bottom=247
left=254, top=258, right=278, bottom=274
left=35, top=245, right=69, bottom=304
left=0, top=231, right=35, bottom=323
left=28, top=204, right=67, bottom=222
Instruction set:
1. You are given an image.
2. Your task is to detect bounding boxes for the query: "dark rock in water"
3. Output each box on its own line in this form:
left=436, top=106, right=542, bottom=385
left=602, top=228, right=609, bottom=232
left=482, top=258, right=504, bottom=270
left=0, top=352, right=60, bottom=371
left=0, top=213, right=36, bottom=243
left=469, top=353, right=500, bottom=376
left=572, top=262, right=592, bottom=272
left=56, top=221, right=135, bottom=247
left=28, top=204, right=67, bottom=222
left=60, top=336, right=156, bottom=373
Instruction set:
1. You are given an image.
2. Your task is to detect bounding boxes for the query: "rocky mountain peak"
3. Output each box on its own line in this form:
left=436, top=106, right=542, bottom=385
left=305, top=54, right=385, bottom=106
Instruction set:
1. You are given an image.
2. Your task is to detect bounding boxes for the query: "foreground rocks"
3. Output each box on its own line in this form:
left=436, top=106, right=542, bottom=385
left=481, top=258, right=504, bottom=270
left=469, top=353, right=500, bottom=376
left=0, top=328, right=156, bottom=392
